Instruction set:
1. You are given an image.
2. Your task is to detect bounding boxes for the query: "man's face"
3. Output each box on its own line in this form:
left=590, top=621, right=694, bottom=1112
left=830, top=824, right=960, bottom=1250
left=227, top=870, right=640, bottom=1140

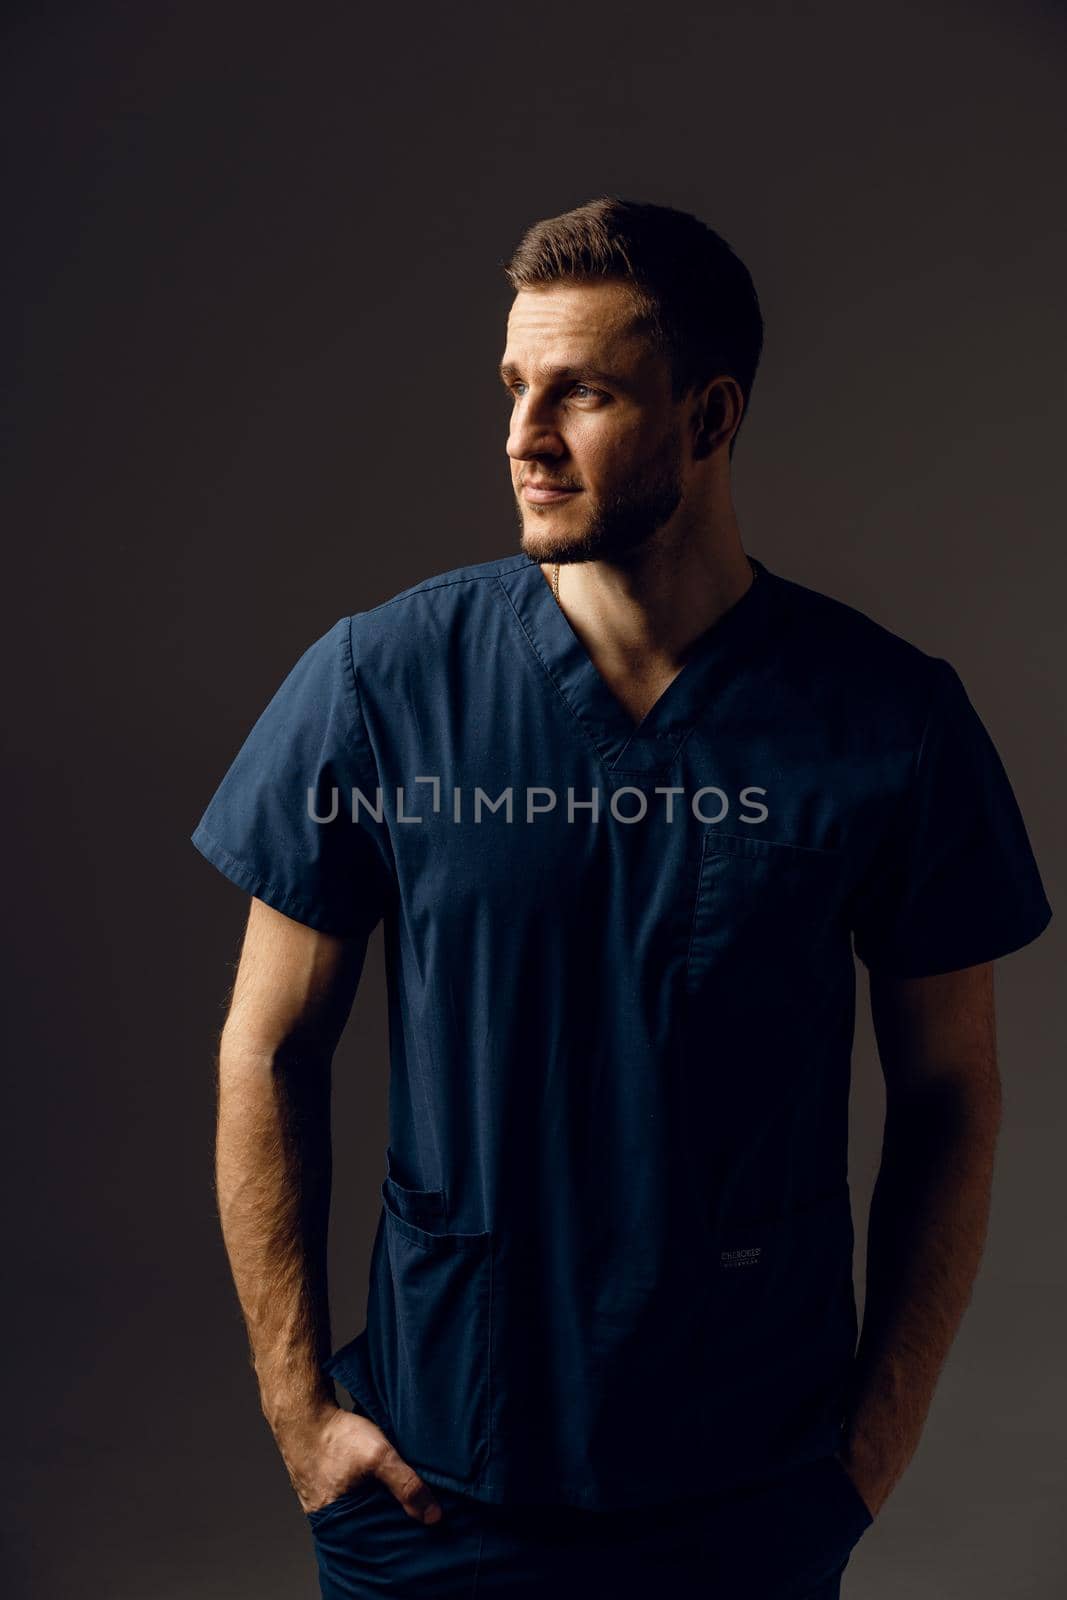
left=501, top=280, right=691, bottom=565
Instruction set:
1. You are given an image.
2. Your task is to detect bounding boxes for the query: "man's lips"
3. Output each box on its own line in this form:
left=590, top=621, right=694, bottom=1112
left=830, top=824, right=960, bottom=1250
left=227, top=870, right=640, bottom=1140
left=522, top=481, right=581, bottom=502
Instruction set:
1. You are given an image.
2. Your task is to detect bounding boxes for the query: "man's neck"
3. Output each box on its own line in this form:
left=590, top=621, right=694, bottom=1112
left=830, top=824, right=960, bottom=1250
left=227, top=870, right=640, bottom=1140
left=538, top=532, right=754, bottom=686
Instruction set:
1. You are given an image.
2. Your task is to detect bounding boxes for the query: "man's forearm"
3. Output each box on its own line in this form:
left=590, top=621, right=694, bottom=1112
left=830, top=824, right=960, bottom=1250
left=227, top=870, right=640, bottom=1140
left=842, top=1081, right=1001, bottom=1510
left=215, top=1024, right=336, bottom=1431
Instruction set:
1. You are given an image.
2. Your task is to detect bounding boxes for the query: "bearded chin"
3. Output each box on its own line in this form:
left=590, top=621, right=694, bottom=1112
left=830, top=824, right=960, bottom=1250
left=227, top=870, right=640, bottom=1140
left=524, top=479, right=683, bottom=565
left=517, top=442, right=685, bottom=566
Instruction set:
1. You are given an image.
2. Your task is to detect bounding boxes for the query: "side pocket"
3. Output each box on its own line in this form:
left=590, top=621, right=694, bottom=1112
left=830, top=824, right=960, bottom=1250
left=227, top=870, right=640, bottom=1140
left=305, top=1475, right=382, bottom=1530
left=377, top=1177, right=493, bottom=1484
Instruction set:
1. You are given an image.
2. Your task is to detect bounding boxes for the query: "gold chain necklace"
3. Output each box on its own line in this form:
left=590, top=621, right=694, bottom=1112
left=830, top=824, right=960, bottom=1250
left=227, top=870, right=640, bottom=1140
left=552, top=562, right=560, bottom=602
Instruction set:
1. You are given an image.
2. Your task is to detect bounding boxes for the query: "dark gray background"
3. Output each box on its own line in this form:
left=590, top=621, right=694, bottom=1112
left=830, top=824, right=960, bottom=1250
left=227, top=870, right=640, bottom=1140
left=3, top=3, right=1063, bottom=1595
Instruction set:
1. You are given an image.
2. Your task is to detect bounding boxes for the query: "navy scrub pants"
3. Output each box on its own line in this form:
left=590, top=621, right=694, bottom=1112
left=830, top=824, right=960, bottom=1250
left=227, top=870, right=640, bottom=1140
left=305, top=1452, right=874, bottom=1598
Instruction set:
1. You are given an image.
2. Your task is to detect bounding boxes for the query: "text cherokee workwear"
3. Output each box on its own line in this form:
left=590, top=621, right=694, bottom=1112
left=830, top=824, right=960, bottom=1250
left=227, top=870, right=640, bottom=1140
left=192, top=551, right=1051, bottom=1511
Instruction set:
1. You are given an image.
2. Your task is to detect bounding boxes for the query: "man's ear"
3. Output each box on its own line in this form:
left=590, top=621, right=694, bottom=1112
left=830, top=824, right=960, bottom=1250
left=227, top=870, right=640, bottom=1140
left=690, top=377, right=742, bottom=460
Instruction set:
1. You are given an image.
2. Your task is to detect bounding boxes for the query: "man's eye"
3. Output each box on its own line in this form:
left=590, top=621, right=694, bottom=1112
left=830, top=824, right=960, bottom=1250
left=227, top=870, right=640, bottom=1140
left=503, top=381, right=602, bottom=400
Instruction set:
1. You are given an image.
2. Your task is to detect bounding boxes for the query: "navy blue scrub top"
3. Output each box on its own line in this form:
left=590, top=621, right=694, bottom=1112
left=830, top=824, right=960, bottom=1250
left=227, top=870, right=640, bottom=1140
left=192, top=551, right=1052, bottom=1511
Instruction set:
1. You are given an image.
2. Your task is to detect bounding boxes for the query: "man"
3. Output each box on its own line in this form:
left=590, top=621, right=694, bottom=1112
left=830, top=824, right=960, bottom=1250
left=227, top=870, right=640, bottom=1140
left=192, top=198, right=1052, bottom=1597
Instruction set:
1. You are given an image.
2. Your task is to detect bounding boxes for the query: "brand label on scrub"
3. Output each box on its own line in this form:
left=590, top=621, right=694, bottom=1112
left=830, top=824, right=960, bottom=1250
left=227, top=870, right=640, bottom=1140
left=720, top=1245, right=762, bottom=1268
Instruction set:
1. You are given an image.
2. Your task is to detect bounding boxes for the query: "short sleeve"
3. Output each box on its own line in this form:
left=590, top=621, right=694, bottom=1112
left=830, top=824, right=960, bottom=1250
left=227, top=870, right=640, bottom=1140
left=191, top=616, right=392, bottom=939
left=851, top=658, right=1052, bottom=978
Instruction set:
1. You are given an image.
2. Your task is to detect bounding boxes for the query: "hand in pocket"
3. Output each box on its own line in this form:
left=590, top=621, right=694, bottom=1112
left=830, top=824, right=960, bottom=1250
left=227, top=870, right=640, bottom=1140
left=276, top=1404, right=444, bottom=1525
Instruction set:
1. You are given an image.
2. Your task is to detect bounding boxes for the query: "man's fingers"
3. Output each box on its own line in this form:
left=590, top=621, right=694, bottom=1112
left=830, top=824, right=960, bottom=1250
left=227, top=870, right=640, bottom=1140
left=376, top=1446, right=443, bottom=1523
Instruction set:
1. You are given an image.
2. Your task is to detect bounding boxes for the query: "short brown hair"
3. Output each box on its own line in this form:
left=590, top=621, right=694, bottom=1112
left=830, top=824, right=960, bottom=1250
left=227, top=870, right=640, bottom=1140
left=503, top=196, right=764, bottom=458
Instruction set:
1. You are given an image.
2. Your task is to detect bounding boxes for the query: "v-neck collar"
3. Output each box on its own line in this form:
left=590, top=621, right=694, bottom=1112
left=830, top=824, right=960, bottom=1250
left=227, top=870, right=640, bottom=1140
left=498, top=551, right=779, bottom=775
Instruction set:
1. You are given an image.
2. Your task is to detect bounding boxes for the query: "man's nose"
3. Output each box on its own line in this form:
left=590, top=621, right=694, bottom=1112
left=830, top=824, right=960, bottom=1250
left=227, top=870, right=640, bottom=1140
left=506, top=397, right=564, bottom=463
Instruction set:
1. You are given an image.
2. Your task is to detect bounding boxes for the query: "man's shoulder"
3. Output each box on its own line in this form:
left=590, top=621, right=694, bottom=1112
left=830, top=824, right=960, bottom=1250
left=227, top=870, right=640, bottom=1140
left=363, top=550, right=529, bottom=613
left=771, top=563, right=930, bottom=662
left=348, top=551, right=529, bottom=643
left=765, top=562, right=949, bottom=730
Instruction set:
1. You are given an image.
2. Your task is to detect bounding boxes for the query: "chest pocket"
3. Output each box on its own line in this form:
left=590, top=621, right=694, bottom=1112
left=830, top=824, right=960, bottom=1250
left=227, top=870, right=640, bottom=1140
left=685, top=829, right=845, bottom=996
